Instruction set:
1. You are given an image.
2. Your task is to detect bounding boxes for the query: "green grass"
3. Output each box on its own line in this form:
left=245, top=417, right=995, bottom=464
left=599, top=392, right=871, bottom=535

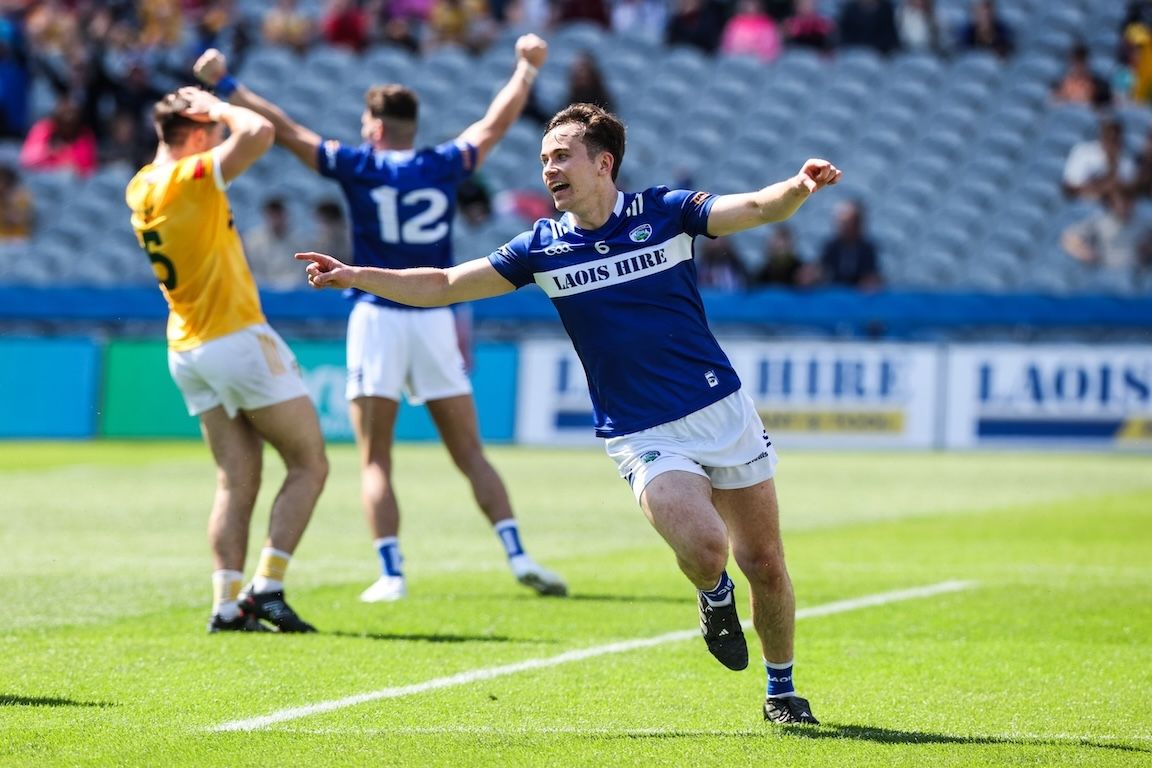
left=2, top=442, right=1150, bottom=767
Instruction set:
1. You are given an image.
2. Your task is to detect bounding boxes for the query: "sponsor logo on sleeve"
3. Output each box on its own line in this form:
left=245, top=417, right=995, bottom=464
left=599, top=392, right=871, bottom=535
left=690, top=191, right=712, bottom=207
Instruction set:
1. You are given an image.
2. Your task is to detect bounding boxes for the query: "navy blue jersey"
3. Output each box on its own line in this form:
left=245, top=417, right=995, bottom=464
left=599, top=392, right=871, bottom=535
left=488, top=187, right=742, bottom=438
left=316, top=139, right=477, bottom=308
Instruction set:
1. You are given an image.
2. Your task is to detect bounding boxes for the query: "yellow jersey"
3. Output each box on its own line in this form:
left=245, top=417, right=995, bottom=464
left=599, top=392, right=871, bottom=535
left=126, top=149, right=266, bottom=351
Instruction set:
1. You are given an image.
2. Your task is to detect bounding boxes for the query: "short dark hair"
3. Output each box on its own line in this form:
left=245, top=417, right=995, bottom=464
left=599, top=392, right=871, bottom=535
left=545, top=103, right=626, bottom=181
left=365, top=84, right=419, bottom=122
left=152, top=90, right=208, bottom=147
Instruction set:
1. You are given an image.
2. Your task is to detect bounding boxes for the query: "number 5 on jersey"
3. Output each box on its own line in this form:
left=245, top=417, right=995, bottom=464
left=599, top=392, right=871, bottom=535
left=142, top=230, right=177, bottom=290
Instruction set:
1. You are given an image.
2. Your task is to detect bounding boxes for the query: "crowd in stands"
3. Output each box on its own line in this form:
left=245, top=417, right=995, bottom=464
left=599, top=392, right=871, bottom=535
left=1, top=1, right=1152, bottom=294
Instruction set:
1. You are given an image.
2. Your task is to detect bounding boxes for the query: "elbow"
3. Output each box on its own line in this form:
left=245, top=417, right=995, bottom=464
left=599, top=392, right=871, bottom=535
left=250, top=119, right=275, bottom=150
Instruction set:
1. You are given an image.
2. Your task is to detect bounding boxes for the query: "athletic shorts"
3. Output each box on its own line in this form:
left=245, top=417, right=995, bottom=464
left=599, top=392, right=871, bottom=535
left=345, top=302, right=471, bottom=404
left=604, top=389, right=779, bottom=502
left=168, top=324, right=310, bottom=418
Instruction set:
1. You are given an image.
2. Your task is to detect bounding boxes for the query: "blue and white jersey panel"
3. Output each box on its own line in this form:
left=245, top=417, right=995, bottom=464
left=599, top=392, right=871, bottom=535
left=488, top=186, right=741, bottom=437
left=316, top=139, right=477, bottom=308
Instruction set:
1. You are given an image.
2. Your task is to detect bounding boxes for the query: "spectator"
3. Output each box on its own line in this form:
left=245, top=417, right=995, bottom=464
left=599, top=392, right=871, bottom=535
left=24, top=0, right=82, bottom=59
left=262, top=0, right=315, bottom=54
left=426, top=0, right=496, bottom=53
left=719, top=0, right=782, bottom=63
left=783, top=0, right=836, bottom=53
left=1051, top=41, right=1112, bottom=108
left=320, top=0, right=370, bottom=52
left=696, top=236, right=749, bottom=290
left=566, top=50, right=614, bottom=112
left=457, top=176, right=493, bottom=226
left=837, top=0, right=900, bottom=55
left=552, top=0, right=610, bottom=28
left=610, top=0, right=668, bottom=45
left=1128, top=125, right=1152, bottom=198
left=0, top=15, right=31, bottom=138
left=98, top=109, right=154, bottom=170
left=243, top=197, right=304, bottom=290
left=137, top=0, right=184, bottom=48
left=753, top=224, right=809, bottom=287
left=1063, top=116, right=1135, bottom=202
left=1061, top=185, right=1152, bottom=286
left=816, top=199, right=882, bottom=290
left=956, top=0, right=1014, bottom=59
left=666, top=0, right=726, bottom=55
left=305, top=199, right=353, bottom=265
left=896, top=0, right=946, bottom=55
left=1117, top=11, right=1152, bottom=105
left=0, top=164, right=33, bottom=243
left=19, top=97, right=98, bottom=177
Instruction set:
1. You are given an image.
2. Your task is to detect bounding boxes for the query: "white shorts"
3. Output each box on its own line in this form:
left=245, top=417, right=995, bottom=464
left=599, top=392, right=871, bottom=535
left=604, top=390, right=779, bottom=502
left=168, top=324, right=310, bottom=418
left=345, top=302, right=471, bottom=404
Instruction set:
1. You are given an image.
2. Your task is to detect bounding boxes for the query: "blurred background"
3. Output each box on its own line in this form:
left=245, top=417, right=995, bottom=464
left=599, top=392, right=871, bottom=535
left=0, top=0, right=1149, bottom=450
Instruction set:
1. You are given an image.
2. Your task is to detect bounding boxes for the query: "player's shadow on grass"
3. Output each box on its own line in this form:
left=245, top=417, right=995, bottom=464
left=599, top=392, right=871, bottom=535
left=564, top=593, right=689, bottom=605
left=784, top=723, right=1150, bottom=753
left=327, top=630, right=524, bottom=644
left=0, top=695, right=114, bottom=708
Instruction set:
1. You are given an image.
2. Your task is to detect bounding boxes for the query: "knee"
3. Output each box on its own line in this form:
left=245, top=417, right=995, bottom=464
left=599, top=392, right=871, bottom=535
left=734, top=547, right=790, bottom=590
left=218, top=466, right=261, bottom=507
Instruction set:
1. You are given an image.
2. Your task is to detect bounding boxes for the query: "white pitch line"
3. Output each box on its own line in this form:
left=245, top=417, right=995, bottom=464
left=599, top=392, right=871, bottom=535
left=211, top=579, right=976, bottom=733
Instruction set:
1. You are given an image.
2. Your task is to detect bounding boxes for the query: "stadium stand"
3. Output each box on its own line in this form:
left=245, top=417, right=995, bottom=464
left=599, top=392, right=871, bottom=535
left=0, top=0, right=1148, bottom=306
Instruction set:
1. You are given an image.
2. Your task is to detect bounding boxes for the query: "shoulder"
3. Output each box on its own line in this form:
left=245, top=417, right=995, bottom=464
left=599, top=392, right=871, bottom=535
left=643, top=185, right=714, bottom=211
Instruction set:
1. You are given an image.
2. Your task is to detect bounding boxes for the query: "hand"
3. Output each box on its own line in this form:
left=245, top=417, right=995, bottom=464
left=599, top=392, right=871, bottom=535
left=296, top=251, right=357, bottom=289
left=176, top=86, right=222, bottom=122
left=193, top=48, right=229, bottom=86
left=515, top=34, right=548, bottom=69
left=797, top=159, right=842, bottom=193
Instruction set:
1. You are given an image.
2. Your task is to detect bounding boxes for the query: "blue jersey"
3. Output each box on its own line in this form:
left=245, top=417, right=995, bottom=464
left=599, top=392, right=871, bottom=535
left=316, top=139, right=477, bottom=308
left=488, top=187, right=741, bottom=438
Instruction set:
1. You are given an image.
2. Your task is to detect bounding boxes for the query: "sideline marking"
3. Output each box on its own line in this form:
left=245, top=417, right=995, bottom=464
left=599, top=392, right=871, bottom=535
left=211, top=580, right=975, bottom=732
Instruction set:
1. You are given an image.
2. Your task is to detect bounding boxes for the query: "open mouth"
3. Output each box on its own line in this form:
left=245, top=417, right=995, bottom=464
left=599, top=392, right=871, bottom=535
left=549, top=182, right=570, bottom=194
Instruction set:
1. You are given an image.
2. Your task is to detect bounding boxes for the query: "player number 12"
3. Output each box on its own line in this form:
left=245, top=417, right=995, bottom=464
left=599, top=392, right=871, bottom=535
left=370, top=186, right=450, bottom=245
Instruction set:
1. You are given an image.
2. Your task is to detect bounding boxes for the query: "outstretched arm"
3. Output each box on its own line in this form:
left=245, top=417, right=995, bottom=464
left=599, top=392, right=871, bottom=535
left=296, top=251, right=517, bottom=305
left=456, top=34, right=548, bottom=167
left=706, top=159, right=842, bottom=237
left=194, top=48, right=322, bottom=171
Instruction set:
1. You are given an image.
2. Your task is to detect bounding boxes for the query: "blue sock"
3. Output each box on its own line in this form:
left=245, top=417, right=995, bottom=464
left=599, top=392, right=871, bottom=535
left=765, top=659, right=796, bottom=698
left=700, top=571, right=735, bottom=606
left=494, top=520, right=525, bottom=558
left=373, top=537, right=404, bottom=577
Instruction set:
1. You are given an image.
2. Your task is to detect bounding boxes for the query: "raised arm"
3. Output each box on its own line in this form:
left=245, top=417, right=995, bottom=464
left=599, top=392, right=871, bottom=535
left=706, top=159, right=842, bottom=237
left=194, top=48, right=322, bottom=171
left=456, top=34, right=548, bottom=167
left=296, top=251, right=517, bottom=306
left=179, top=87, right=273, bottom=183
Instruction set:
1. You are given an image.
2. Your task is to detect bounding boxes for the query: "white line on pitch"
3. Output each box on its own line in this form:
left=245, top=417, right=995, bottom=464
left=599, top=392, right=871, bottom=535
left=275, top=726, right=1152, bottom=742
left=210, top=580, right=975, bottom=733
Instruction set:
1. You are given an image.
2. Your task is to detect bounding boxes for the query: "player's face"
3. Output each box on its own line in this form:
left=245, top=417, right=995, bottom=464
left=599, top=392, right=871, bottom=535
left=540, top=124, right=603, bottom=212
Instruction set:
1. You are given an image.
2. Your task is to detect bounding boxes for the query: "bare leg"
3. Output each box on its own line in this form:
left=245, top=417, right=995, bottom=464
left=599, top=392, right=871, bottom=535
left=244, top=395, right=329, bottom=554
left=713, top=479, right=795, bottom=664
left=349, top=396, right=401, bottom=539
left=199, top=406, right=264, bottom=571
left=638, top=470, right=729, bottom=589
left=426, top=393, right=513, bottom=525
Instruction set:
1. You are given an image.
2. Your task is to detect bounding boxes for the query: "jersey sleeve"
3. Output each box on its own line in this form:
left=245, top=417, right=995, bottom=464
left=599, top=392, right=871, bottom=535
left=486, top=230, right=535, bottom=288
left=651, top=186, right=717, bottom=238
left=315, top=140, right=363, bottom=182
left=431, top=140, right=478, bottom=181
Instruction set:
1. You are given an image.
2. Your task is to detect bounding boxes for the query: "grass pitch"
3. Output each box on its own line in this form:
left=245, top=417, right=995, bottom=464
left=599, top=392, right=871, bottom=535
left=1, top=442, right=1150, bottom=767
